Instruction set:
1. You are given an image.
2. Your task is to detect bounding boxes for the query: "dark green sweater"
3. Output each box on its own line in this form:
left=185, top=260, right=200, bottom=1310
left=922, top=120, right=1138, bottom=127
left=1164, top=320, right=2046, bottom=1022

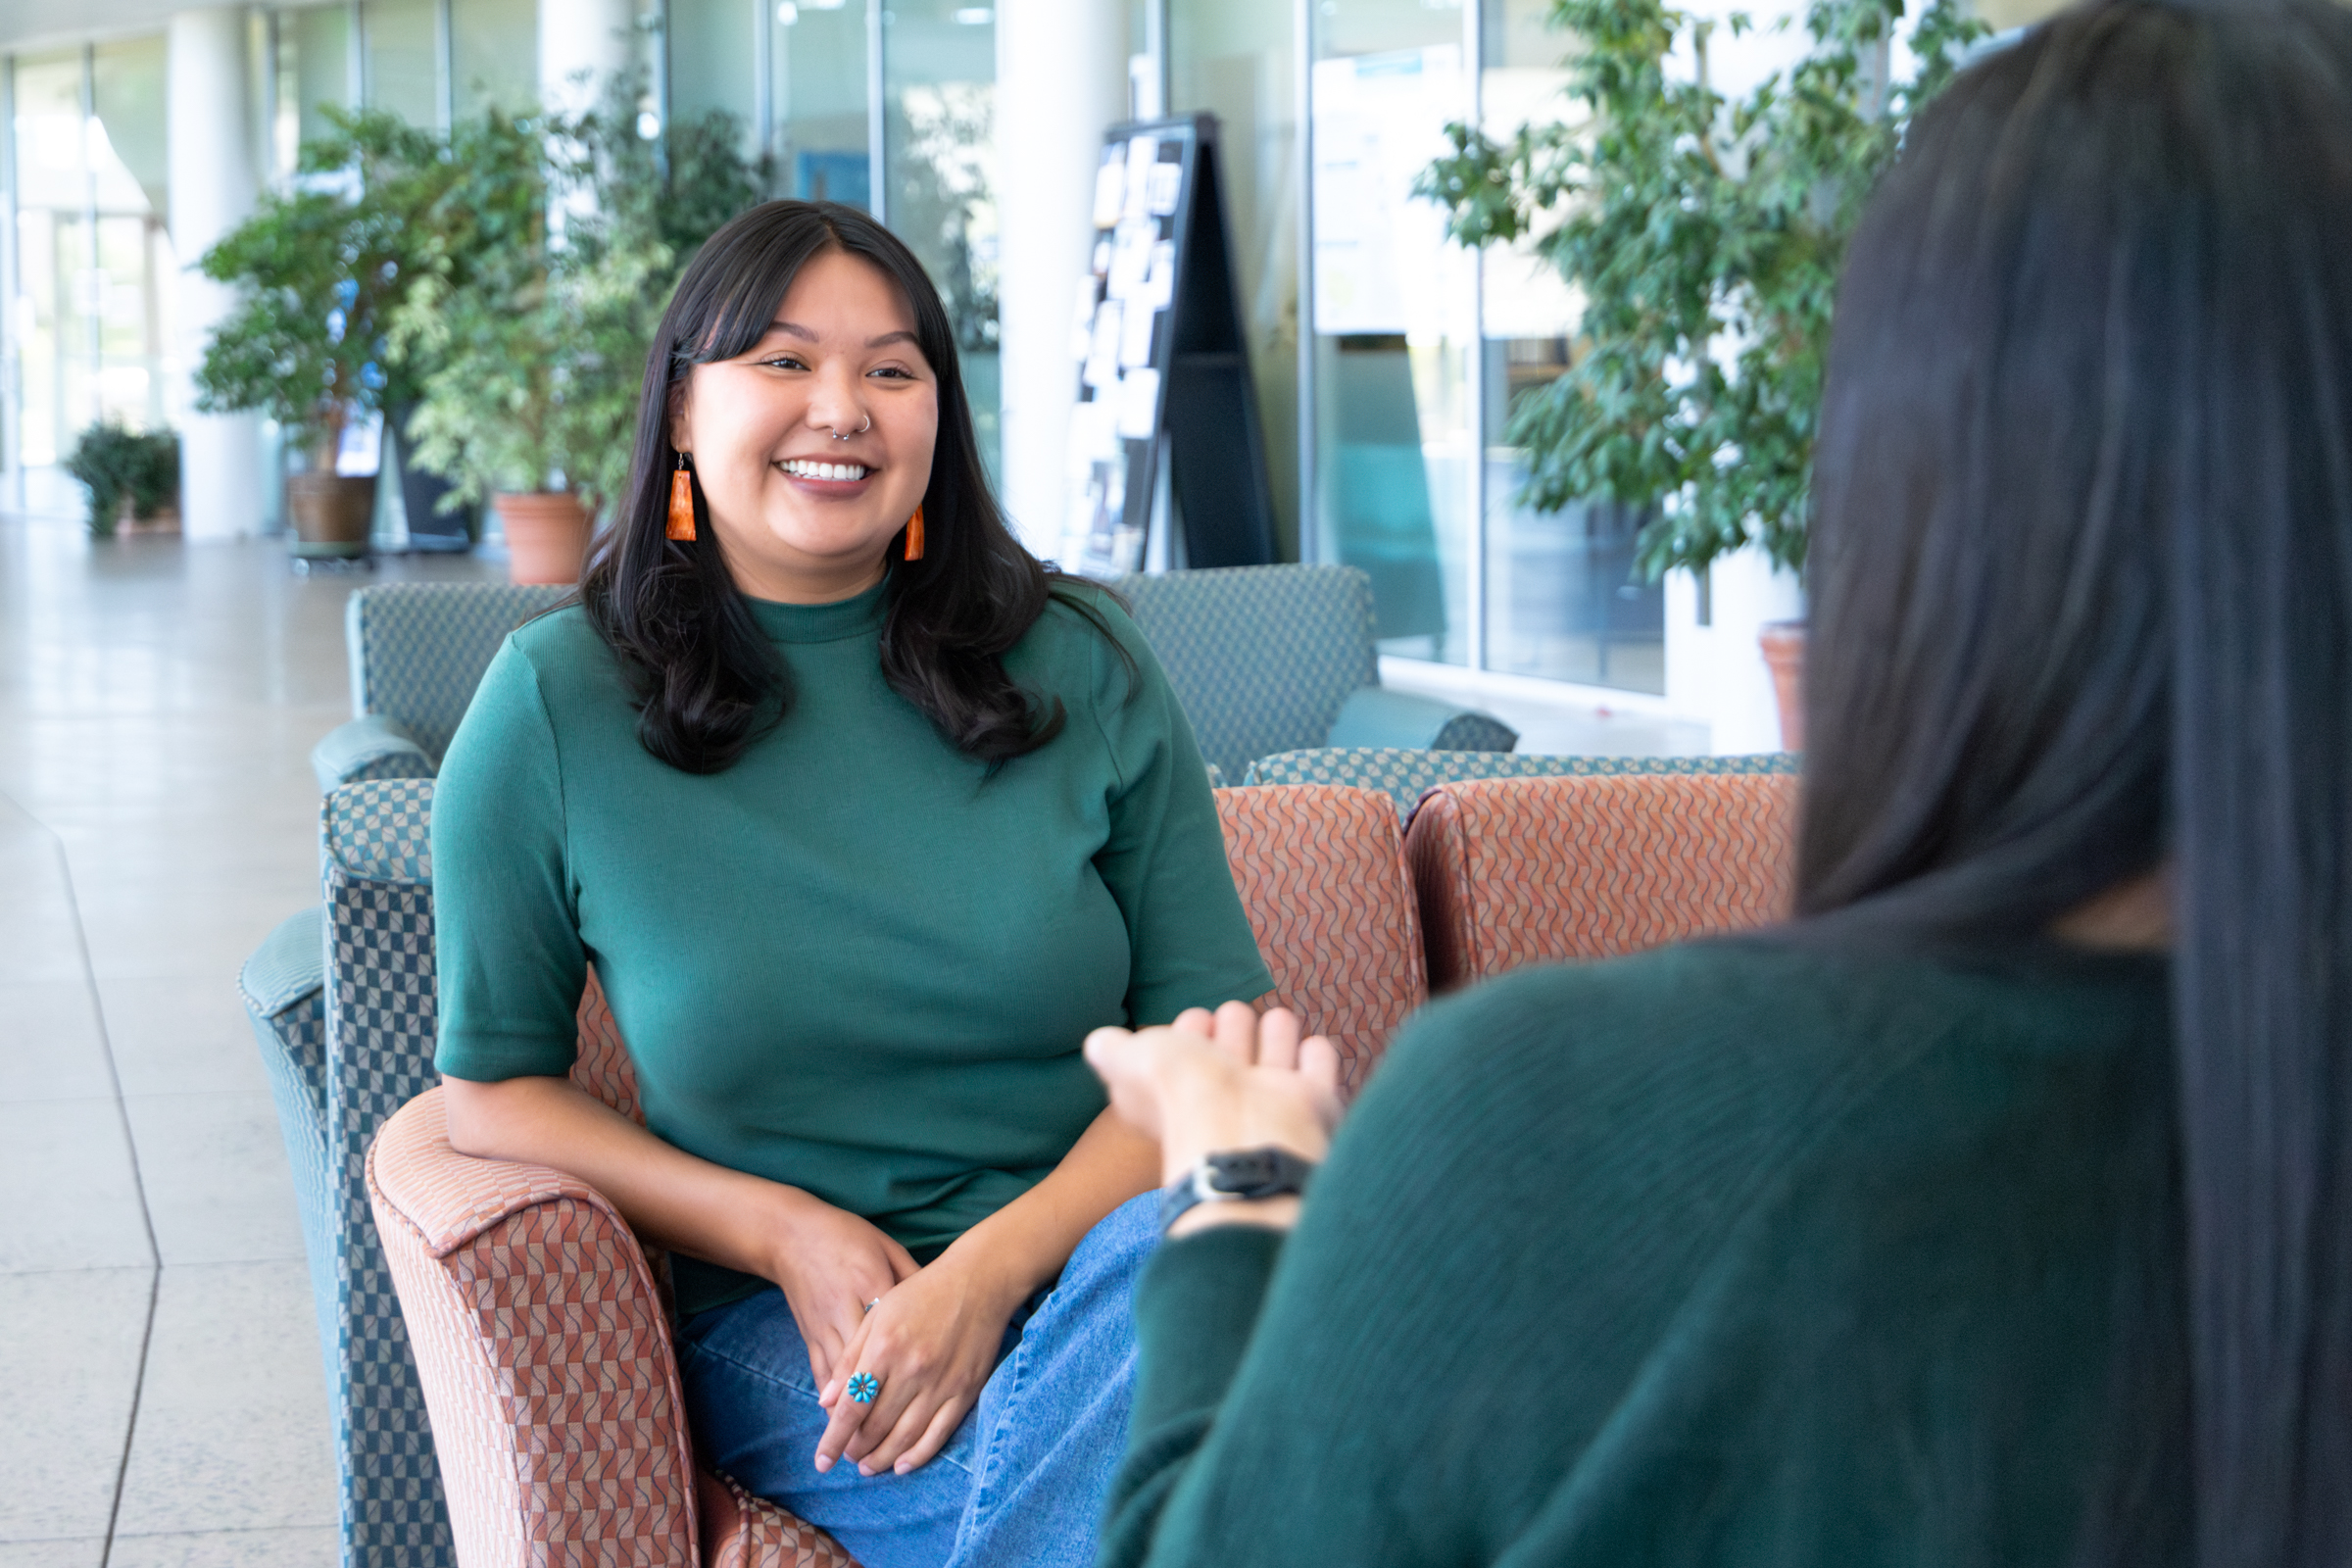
left=432, top=582, right=1273, bottom=1314
left=1105, top=941, right=2186, bottom=1567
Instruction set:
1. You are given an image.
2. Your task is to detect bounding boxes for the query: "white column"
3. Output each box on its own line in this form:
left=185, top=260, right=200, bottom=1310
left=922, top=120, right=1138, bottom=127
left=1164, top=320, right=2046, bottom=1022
left=167, top=8, right=264, bottom=540
left=1663, top=547, right=1807, bottom=754
left=540, top=0, right=634, bottom=118
left=995, top=0, right=1129, bottom=561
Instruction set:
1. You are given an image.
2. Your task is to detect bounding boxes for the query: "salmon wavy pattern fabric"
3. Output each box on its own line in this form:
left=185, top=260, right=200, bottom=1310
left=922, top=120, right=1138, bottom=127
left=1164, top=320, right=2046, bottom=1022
left=369, top=1091, right=859, bottom=1565
left=1214, top=785, right=1428, bottom=1096
left=1406, top=773, right=1798, bottom=992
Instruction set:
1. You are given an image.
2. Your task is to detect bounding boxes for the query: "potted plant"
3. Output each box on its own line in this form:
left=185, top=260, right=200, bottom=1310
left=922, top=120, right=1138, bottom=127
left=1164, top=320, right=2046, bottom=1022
left=192, top=113, right=449, bottom=559
left=296, top=111, right=497, bottom=550
left=63, top=420, right=180, bottom=539
left=395, top=85, right=763, bottom=584
left=1418, top=0, right=1984, bottom=746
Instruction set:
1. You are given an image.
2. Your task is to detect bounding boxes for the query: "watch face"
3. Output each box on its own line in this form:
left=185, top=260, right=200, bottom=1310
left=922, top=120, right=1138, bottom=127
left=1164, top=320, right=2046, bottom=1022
left=1205, top=1150, right=1278, bottom=1193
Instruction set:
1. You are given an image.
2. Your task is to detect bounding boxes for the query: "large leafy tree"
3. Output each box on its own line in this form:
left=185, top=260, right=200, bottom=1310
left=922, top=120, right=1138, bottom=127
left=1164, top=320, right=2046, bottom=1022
left=191, top=109, right=454, bottom=464
left=1417, top=0, right=1984, bottom=578
left=395, top=79, right=766, bottom=513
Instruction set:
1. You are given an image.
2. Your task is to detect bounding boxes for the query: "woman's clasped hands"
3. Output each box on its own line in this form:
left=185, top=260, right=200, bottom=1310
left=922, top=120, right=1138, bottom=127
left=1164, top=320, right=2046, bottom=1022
left=795, top=1001, right=1344, bottom=1479
left=795, top=1209, right=1035, bottom=1479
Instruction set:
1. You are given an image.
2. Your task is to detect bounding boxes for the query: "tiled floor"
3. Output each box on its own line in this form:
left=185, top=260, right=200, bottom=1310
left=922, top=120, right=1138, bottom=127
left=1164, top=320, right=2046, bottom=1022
left=0, top=507, right=500, bottom=1567
left=0, top=497, right=1694, bottom=1565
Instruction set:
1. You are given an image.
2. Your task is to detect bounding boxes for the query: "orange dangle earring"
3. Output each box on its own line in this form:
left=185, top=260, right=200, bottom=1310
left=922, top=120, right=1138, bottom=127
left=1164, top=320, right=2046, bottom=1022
left=666, top=453, right=697, bottom=542
left=904, top=504, right=925, bottom=562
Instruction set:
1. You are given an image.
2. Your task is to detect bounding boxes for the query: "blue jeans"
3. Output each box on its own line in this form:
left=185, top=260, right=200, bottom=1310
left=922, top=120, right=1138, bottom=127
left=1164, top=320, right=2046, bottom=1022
left=673, top=1192, right=1157, bottom=1568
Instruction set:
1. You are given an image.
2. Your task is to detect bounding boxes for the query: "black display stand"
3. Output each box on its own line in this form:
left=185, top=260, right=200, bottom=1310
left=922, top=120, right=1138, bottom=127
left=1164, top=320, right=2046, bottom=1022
left=1062, top=114, right=1279, bottom=576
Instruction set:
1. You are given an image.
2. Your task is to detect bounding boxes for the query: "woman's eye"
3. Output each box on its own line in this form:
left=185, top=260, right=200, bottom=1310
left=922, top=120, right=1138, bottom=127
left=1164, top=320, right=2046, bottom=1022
left=760, top=356, right=807, bottom=371
left=869, top=367, right=914, bottom=380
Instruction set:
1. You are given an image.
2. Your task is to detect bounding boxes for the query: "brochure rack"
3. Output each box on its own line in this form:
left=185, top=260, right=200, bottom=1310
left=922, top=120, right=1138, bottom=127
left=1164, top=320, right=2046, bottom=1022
left=1060, top=113, right=1279, bottom=576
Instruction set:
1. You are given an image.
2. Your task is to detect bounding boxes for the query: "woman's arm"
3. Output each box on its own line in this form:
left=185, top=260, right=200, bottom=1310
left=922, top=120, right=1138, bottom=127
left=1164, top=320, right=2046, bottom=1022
left=440, top=1073, right=917, bottom=1388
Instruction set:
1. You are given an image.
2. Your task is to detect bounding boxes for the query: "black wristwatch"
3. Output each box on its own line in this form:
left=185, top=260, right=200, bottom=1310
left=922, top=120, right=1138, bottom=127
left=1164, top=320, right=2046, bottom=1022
left=1158, top=1147, right=1317, bottom=1232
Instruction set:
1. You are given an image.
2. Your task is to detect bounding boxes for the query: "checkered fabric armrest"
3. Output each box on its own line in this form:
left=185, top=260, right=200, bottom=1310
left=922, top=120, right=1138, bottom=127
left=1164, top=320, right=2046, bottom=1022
left=1213, top=785, right=1428, bottom=1098
left=1405, top=772, right=1799, bottom=993
left=368, top=1089, right=857, bottom=1568
left=313, top=713, right=436, bottom=794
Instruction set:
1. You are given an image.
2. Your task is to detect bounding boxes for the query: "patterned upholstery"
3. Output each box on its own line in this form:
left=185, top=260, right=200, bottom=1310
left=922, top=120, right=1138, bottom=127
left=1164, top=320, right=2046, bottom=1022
left=347, top=584, right=570, bottom=761
left=1405, top=773, right=1799, bottom=993
left=1245, top=746, right=1802, bottom=826
left=1213, top=786, right=1427, bottom=1097
left=323, top=778, right=852, bottom=1565
left=1112, top=566, right=1381, bottom=781
left=368, top=1093, right=854, bottom=1568
left=239, top=907, right=336, bottom=1391
left=318, top=779, right=455, bottom=1568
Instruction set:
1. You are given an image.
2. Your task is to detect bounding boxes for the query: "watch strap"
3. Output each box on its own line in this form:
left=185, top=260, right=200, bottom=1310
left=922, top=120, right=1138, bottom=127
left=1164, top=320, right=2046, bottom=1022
left=1158, top=1146, right=1317, bottom=1232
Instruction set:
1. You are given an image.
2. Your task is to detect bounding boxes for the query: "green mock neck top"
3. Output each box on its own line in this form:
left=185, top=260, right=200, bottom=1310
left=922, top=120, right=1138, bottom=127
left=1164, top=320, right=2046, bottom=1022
left=430, top=580, right=1273, bottom=1315
left=1105, top=940, right=2186, bottom=1568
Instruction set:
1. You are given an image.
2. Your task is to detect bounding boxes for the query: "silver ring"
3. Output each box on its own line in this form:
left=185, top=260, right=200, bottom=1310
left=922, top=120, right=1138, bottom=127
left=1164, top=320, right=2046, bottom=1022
left=830, top=416, right=871, bottom=441
left=864, top=1298, right=880, bottom=1313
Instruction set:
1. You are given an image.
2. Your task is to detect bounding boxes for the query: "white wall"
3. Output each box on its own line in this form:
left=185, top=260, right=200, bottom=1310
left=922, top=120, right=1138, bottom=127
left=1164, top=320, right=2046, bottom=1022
left=167, top=6, right=264, bottom=538
left=994, top=0, right=1129, bottom=561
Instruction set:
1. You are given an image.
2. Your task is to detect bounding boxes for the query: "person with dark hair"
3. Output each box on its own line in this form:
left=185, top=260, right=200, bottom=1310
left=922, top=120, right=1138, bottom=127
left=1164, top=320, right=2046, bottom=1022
left=426, top=200, right=1272, bottom=1568
left=1082, top=1, right=2352, bottom=1563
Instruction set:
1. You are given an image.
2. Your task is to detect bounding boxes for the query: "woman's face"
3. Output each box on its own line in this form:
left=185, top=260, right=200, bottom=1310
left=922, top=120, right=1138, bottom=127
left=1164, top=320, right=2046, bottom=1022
left=674, top=248, right=939, bottom=604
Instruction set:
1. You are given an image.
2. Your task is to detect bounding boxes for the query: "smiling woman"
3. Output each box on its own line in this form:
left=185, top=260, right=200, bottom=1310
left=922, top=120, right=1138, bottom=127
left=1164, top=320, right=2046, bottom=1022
left=424, top=199, right=1274, bottom=1568
left=673, top=249, right=940, bottom=605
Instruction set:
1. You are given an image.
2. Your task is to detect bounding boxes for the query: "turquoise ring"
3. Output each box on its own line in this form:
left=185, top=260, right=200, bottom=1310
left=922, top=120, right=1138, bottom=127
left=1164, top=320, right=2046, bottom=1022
left=848, top=1372, right=880, bottom=1404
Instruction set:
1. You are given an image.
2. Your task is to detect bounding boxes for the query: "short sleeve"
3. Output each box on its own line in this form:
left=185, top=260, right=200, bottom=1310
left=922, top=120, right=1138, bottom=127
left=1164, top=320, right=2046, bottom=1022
left=1082, top=599, right=1276, bottom=1025
left=431, top=638, right=586, bottom=1081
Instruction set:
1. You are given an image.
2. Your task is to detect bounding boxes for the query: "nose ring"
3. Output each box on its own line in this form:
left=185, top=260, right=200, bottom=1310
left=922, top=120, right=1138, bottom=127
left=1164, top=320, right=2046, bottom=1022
left=830, top=416, right=871, bottom=441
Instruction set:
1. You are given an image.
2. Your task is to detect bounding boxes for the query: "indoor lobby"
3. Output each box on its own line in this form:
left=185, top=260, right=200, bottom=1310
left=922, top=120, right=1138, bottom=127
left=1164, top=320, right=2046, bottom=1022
left=0, top=0, right=2247, bottom=1561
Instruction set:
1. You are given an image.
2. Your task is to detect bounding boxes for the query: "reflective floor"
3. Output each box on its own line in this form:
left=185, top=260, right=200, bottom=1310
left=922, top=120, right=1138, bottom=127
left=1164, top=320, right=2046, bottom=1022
left=0, top=499, right=1694, bottom=1567
left=0, top=508, right=501, bottom=1568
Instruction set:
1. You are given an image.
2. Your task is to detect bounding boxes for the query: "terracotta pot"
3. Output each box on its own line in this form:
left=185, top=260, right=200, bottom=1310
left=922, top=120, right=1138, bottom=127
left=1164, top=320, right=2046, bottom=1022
left=1758, top=620, right=1807, bottom=752
left=494, top=492, right=593, bottom=584
left=285, top=472, right=376, bottom=559
left=119, top=502, right=180, bottom=536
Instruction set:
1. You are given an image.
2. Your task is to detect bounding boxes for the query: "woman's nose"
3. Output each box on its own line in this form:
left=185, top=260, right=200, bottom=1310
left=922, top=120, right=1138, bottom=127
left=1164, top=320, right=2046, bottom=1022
left=806, top=364, right=868, bottom=439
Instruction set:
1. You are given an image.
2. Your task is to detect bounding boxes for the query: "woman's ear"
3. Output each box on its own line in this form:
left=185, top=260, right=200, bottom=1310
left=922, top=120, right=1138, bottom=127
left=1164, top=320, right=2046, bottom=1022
left=665, top=376, right=693, bottom=456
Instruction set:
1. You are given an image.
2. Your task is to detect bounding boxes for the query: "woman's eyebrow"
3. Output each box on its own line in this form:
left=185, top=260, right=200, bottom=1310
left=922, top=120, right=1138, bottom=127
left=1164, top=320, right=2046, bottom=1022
left=762, top=320, right=918, bottom=351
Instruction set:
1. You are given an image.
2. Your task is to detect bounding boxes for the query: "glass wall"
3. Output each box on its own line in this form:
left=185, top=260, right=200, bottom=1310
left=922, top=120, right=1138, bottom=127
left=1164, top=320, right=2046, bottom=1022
left=451, top=0, right=536, bottom=117
left=1173, top=0, right=1664, bottom=693
left=881, top=0, right=997, bottom=475
left=1478, top=0, right=1663, bottom=692
left=771, top=0, right=871, bottom=207
left=12, top=42, right=175, bottom=469
left=1307, top=0, right=1478, bottom=664
left=363, top=0, right=442, bottom=126
left=671, top=0, right=758, bottom=144
left=1169, top=0, right=1299, bottom=560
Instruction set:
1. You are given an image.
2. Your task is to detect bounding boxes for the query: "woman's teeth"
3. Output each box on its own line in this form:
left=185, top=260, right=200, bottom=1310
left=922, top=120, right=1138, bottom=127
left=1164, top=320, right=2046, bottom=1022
left=781, top=460, right=869, bottom=481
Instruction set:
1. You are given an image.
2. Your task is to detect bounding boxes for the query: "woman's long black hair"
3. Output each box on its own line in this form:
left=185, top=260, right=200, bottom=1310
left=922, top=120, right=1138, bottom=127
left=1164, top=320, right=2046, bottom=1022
left=581, top=200, right=1097, bottom=773
left=1798, top=1, right=2352, bottom=1560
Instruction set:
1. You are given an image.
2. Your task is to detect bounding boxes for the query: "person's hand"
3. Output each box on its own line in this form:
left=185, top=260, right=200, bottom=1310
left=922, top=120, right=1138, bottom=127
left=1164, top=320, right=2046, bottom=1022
left=1085, top=1002, right=1345, bottom=1186
left=763, top=1191, right=921, bottom=1390
left=811, top=1249, right=1025, bottom=1477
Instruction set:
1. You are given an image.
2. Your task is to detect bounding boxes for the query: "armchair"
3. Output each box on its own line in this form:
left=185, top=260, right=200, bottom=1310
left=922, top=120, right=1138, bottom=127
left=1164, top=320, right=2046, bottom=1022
left=313, top=583, right=570, bottom=792
left=1112, top=565, right=1516, bottom=781
left=1210, top=784, right=1426, bottom=1098
left=1243, top=745, right=1800, bottom=825
left=1403, top=771, right=1800, bottom=992
left=357, top=776, right=1429, bottom=1561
